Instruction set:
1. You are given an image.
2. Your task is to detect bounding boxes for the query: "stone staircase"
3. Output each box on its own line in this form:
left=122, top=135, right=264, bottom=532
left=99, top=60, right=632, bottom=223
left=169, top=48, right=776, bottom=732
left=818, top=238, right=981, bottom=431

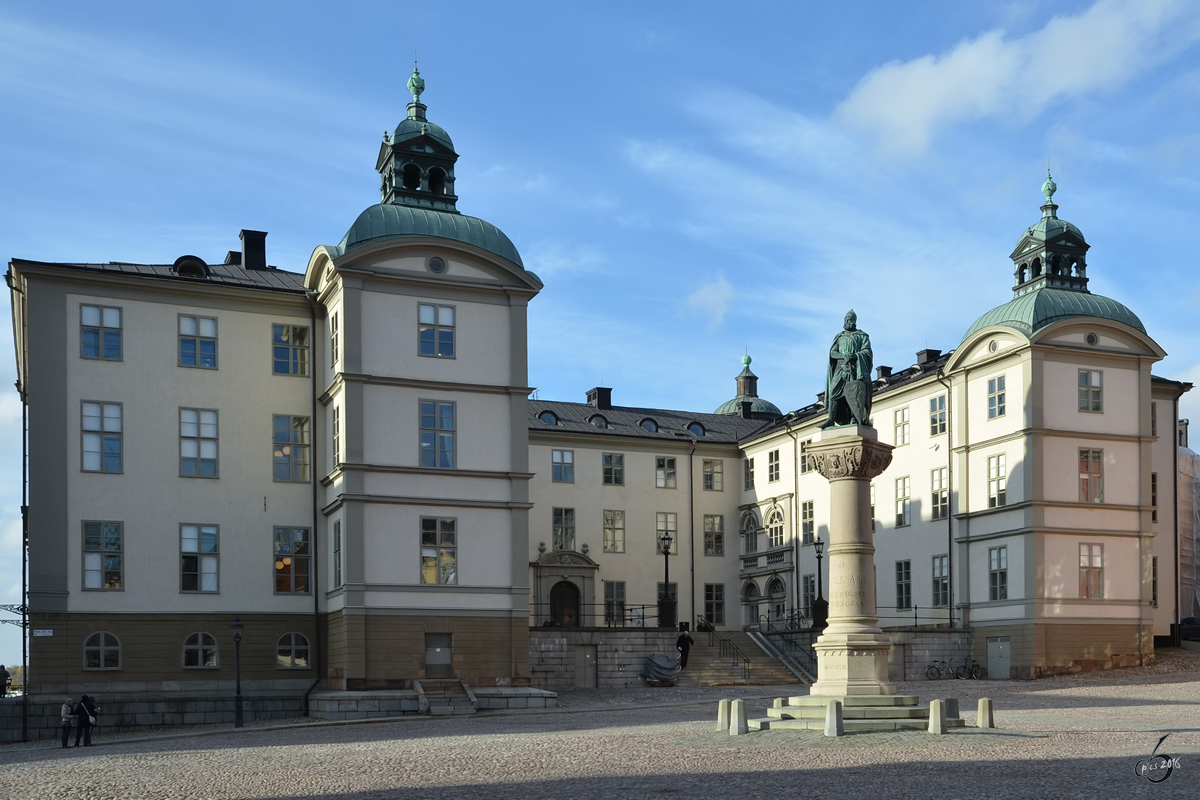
left=749, top=694, right=966, bottom=732
left=415, top=680, right=477, bottom=716
left=676, top=631, right=802, bottom=686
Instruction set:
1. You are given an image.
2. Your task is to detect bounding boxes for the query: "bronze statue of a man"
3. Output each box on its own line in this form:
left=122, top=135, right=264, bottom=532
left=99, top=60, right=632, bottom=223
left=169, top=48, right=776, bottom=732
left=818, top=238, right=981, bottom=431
left=819, top=309, right=873, bottom=428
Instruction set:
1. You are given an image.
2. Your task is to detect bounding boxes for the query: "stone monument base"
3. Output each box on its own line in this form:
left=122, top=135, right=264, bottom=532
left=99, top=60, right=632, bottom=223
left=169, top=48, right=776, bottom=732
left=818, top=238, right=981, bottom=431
left=748, top=694, right=967, bottom=732
left=809, top=633, right=896, bottom=696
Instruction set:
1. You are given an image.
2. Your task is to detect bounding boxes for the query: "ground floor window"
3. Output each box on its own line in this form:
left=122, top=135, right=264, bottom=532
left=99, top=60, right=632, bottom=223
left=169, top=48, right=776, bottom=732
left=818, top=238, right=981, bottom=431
left=604, top=581, right=626, bottom=625
left=895, top=560, right=912, bottom=610
left=277, top=632, right=310, bottom=668
left=83, top=631, right=121, bottom=670
left=705, top=583, right=725, bottom=625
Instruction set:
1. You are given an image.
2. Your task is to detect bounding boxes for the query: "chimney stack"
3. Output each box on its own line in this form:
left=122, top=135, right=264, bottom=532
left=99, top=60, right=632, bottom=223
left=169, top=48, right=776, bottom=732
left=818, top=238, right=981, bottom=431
left=876, top=365, right=892, bottom=380
left=239, top=230, right=268, bottom=271
left=586, top=387, right=612, bottom=409
left=741, top=401, right=753, bottom=419
left=916, top=348, right=942, bottom=366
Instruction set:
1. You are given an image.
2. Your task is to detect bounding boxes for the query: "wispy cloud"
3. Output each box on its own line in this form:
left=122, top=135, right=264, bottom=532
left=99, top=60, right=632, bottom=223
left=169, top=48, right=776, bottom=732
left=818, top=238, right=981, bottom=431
left=685, top=275, right=734, bottom=329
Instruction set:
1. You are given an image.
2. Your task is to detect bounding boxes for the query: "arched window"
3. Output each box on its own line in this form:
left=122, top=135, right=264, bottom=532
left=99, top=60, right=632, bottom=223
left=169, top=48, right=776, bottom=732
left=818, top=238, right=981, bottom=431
left=276, top=632, right=310, bottom=669
left=428, top=167, right=446, bottom=195
left=742, top=581, right=760, bottom=602
left=766, top=507, right=785, bottom=547
left=767, top=577, right=786, bottom=598
left=687, top=422, right=705, bottom=437
left=1030, top=258, right=1042, bottom=278
left=640, top=418, right=658, bottom=433
left=1017, top=264, right=1027, bottom=284
left=83, top=631, right=121, bottom=670
left=740, top=510, right=760, bottom=554
left=183, top=632, right=219, bottom=668
left=1049, top=254, right=1062, bottom=276
left=538, top=411, right=557, bottom=426
left=402, top=163, right=422, bottom=191
left=589, top=415, right=608, bottom=429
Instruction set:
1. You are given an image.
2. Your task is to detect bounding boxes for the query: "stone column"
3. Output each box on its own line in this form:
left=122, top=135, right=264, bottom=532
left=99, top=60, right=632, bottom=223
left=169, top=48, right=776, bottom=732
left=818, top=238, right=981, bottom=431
left=807, top=426, right=896, bottom=696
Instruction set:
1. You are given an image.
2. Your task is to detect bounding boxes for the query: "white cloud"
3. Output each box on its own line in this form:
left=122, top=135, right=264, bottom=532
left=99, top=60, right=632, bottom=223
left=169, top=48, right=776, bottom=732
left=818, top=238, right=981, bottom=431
left=522, top=240, right=608, bottom=276
left=836, top=0, right=1200, bottom=154
left=685, top=275, right=734, bottom=329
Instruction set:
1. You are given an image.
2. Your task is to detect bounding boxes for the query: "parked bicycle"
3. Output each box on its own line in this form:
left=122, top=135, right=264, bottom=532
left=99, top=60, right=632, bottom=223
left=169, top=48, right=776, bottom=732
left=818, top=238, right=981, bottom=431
left=925, top=658, right=962, bottom=680
left=955, top=657, right=984, bottom=680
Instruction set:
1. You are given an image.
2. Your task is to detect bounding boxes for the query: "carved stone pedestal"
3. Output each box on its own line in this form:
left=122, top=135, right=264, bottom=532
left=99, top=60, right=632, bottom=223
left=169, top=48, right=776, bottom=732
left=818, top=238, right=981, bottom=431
left=806, top=426, right=896, bottom=697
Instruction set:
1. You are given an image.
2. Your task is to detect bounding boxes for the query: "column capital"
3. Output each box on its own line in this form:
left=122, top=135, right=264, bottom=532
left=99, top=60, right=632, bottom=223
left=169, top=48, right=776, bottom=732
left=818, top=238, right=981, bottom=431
left=807, top=435, right=894, bottom=481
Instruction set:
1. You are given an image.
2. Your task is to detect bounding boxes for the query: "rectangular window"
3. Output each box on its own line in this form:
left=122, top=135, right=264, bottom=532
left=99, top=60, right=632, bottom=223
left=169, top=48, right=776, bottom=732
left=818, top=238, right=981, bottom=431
left=81, top=401, right=122, bottom=473
left=420, top=400, right=455, bottom=468
left=420, top=517, right=457, bottom=584
left=704, top=514, right=724, bottom=556
left=703, top=459, right=724, bottom=491
left=602, top=452, right=624, bottom=485
left=180, top=408, right=218, bottom=477
left=931, top=467, right=949, bottom=520
left=1078, top=370, right=1103, bottom=412
left=744, top=457, right=754, bottom=490
left=1079, top=449, right=1104, bottom=503
left=552, top=449, right=574, bottom=483
left=181, top=524, right=219, bottom=592
left=332, top=520, right=343, bottom=590
left=603, top=510, right=625, bottom=553
left=768, top=449, right=780, bottom=482
left=870, top=484, right=876, bottom=532
left=988, top=454, right=1007, bottom=508
left=989, top=546, right=1008, bottom=601
left=656, top=456, right=677, bottom=488
left=273, top=527, right=310, bottom=593
left=1152, top=556, right=1159, bottom=608
left=83, top=521, right=123, bottom=590
left=894, top=407, right=910, bottom=446
left=1079, top=543, right=1104, bottom=598
left=895, top=476, right=911, bottom=527
left=552, top=508, right=575, bottom=551
left=81, top=304, right=122, bottom=360
left=657, top=512, right=678, bottom=554
left=178, top=315, right=217, bottom=368
left=988, top=375, right=1006, bottom=419
left=272, top=415, right=310, bottom=482
left=932, top=554, right=948, bottom=606
left=604, top=581, right=626, bottom=625
left=418, top=303, right=455, bottom=357
left=802, top=574, right=816, bottom=617
left=801, top=500, right=814, bottom=545
left=895, top=560, right=912, bottom=610
left=800, top=439, right=813, bottom=474
left=1151, top=472, right=1158, bottom=523
left=272, top=324, right=309, bottom=376
left=930, top=395, right=946, bottom=436
left=1151, top=402, right=1158, bottom=437
left=330, top=312, right=339, bottom=367
left=705, top=583, right=725, bottom=625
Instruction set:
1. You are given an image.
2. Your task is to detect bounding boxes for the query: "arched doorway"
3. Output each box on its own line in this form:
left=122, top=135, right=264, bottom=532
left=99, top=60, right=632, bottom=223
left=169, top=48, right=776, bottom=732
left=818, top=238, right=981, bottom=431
left=742, top=581, right=760, bottom=627
left=550, top=580, right=580, bottom=627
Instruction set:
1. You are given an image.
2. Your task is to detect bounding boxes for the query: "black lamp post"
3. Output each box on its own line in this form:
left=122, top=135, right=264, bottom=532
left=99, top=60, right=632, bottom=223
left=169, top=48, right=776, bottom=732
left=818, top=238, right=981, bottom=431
left=658, top=531, right=675, bottom=628
left=231, top=616, right=244, bottom=728
left=813, top=536, right=829, bottom=630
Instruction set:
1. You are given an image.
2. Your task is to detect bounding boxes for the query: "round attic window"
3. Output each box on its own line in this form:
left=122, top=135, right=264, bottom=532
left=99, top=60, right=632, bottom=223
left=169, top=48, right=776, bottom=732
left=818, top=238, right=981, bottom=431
left=428, top=257, right=447, bottom=274
left=1085, top=332, right=1099, bottom=346
left=538, top=411, right=557, bottom=426
left=590, top=416, right=608, bottom=429
left=988, top=340, right=998, bottom=353
left=687, top=422, right=705, bottom=437
left=640, top=419, right=658, bottom=433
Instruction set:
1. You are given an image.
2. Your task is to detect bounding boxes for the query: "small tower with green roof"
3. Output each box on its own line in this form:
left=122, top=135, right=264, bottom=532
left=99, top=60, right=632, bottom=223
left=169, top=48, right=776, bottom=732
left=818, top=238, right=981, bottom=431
left=1010, top=172, right=1089, bottom=296
left=714, top=355, right=783, bottom=419
left=375, top=64, right=460, bottom=212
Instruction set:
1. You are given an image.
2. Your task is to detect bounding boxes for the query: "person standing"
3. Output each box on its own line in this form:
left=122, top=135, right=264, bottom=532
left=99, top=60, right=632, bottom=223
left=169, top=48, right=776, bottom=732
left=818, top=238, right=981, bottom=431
left=0, top=664, right=9, bottom=696
left=73, top=695, right=97, bottom=747
left=59, top=698, right=75, bottom=748
left=676, top=627, right=695, bottom=669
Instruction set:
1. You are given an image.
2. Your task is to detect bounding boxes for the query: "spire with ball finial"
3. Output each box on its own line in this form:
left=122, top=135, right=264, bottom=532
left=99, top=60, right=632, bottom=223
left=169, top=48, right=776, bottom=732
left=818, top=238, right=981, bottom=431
left=407, top=62, right=425, bottom=104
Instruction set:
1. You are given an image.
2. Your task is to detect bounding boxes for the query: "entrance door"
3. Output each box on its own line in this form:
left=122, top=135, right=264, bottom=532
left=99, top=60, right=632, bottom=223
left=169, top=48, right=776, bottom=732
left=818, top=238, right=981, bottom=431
left=574, top=645, right=598, bottom=688
left=425, top=633, right=453, bottom=679
left=987, top=636, right=1010, bottom=680
left=550, top=581, right=581, bottom=627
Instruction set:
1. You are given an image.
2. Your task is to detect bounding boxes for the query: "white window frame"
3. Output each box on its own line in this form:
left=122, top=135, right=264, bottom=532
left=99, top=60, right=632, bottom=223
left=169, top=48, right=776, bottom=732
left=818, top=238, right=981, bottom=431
left=930, top=394, right=946, bottom=436
left=1078, top=369, right=1103, bottom=413
left=801, top=500, right=814, bottom=545
left=989, top=546, right=1008, bottom=601
left=655, top=456, right=677, bottom=489
left=987, top=375, right=1006, bottom=419
left=603, top=509, right=625, bottom=553
left=179, top=408, right=218, bottom=478
left=552, top=449, right=575, bottom=483
left=703, top=459, right=724, bottom=491
left=767, top=449, right=780, bottom=482
left=931, top=467, right=948, bottom=520
left=418, top=303, right=456, bottom=358
left=1079, top=543, right=1104, bottom=598
left=82, top=401, right=122, bottom=473
left=894, top=407, right=910, bottom=446
left=603, top=452, right=624, bottom=486
left=895, top=560, right=912, bottom=610
left=766, top=506, right=785, bottom=548
left=180, top=524, right=219, bottom=593
left=272, top=324, right=310, bottom=376
left=704, top=514, right=724, bottom=556
left=178, top=314, right=217, bottom=369
left=552, top=508, right=575, bottom=551
left=932, top=554, right=948, bottom=607
left=656, top=512, right=679, bottom=554
left=895, top=476, right=911, bottom=527
left=80, top=304, right=122, bottom=361
left=988, top=454, right=1007, bottom=508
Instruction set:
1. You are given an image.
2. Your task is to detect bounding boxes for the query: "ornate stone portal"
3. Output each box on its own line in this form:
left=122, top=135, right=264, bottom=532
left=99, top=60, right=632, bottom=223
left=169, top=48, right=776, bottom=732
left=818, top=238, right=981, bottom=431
left=806, top=426, right=896, bottom=696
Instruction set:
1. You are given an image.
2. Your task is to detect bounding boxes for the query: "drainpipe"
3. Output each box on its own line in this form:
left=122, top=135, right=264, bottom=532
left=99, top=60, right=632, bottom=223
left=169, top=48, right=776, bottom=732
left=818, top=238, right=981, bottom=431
left=1174, top=396, right=1181, bottom=646
left=689, top=439, right=696, bottom=630
left=9, top=270, right=29, bottom=741
left=936, top=369, right=953, bottom=627
left=303, top=291, right=323, bottom=714
left=1136, top=377, right=1145, bottom=667
left=786, top=423, right=801, bottom=616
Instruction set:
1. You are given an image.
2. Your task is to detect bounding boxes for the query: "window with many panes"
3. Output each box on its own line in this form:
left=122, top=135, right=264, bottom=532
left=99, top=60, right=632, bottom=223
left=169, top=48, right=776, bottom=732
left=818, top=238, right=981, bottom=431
left=768, top=450, right=780, bottom=482
left=802, top=575, right=815, bottom=617
left=179, top=315, right=217, bottom=368
left=332, top=520, right=343, bottom=589
left=744, top=457, right=754, bottom=490
left=1078, top=370, right=1102, bottom=412
left=1152, top=472, right=1158, bottom=522
left=83, top=521, right=122, bottom=589
left=181, top=524, right=218, bottom=592
left=741, top=511, right=759, bottom=554
left=83, top=632, right=120, bottom=669
left=704, top=514, right=724, bottom=556
left=604, top=581, right=626, bottom=624
left=277, top=632, right=310, bottom=669
left=703, top=459, right=723, bottom=491
left=1079, top=449, right=1103, bottom=503
left=552, top=508, right=575, bottom=551
left=332, top=407, right=341, bottom=466
left=420, top=401, right=455, bottom=468
left=418, top=303, right=455, bottom=357
left=895, top=560, right=912, bottom=610
left=655, top=456, right=676, bottom=488
left=82, top=401, right=122, bottom=472
left=800, top=439, right=813, bottom=474
left=932, top=554, right=948, bottom=606
left=895, top=476, right=911, bottom=527
left=705, top=583, right=725, bottom=625
left=552, top=449, right=574, bottom=482
left=183, top=632, right=218, bottom=668
left=989, top=546, right=1007, bottom=601
left=273, top=527, right=310, bottom=593
left=81, top=305, right=121, bottom=360
left=1079, top=543, right=1103, bottom=598
left=272, top=324, right=309, bottom=375
left=766, top=507, right=785, bottom=548
left=180, top=408, right=218, bottom=477
left=420, top=517, right=457, bottom=584
left=330, top=312, right=339, bottom=367
left=801, top=500, right=814, bottom=545
left=931, top=467, right=949, bottom=520
left=930, top=395, right=946, bottom=436
left=273, top=415, right=310, bottom=482
left=603, top=510, right=625, bottom=553
left=657, top=512, right=678, bottom=553
left=988, top=375, right=1006, bottom=419
left=894, top=407, right=910, bottom=446
left=988, top=454, right=1006, bottom=508
left=603, top=452, right=624, bottom=485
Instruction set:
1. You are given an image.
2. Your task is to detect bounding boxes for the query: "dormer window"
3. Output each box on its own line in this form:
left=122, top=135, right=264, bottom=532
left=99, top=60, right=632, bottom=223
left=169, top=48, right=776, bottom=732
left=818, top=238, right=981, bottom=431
left=687, top=422, right=705, bottom=437
left=640, top=419, right=658, bottom=433
left=538, top=411, right=558, bottom=426
left=590, top=416, right=608, bottom=429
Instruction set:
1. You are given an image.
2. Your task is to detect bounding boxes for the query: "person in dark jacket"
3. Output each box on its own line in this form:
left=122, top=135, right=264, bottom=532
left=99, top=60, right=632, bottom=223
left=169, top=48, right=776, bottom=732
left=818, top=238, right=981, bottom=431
left=73, top=695, right=97, bottom=747
left=676, top=628, right=695, bottom=669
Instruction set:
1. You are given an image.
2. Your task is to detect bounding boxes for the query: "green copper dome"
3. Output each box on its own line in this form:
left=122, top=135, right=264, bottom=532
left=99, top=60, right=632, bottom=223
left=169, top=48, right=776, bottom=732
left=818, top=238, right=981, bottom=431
left=962, top=286, right=1145, bottom=341
left=336, top=204, right=524, bottom=268
left=714, top=395, right=783, bottom=417
left=391, top=117, right=454, bottom=152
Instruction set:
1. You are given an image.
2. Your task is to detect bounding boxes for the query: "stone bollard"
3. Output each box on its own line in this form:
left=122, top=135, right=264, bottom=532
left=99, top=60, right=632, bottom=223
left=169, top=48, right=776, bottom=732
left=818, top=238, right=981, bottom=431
left=823, top=699, right=843, bottom=738
left=944, top=698, right=959, bottom=719
left=977, top=697, right=995, bottom=729
left=716, top=699, right=731, bottom=732
left=729, top=699, right=748, bottom=735
left=928, top=698, right=946, bottom=735
left=772, top=697, right=784, bottom=708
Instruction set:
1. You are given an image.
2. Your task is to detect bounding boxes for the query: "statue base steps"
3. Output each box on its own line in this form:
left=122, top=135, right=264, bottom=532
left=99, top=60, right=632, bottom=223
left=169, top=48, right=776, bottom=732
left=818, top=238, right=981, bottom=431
left=746, top=694, right=965, bottom=732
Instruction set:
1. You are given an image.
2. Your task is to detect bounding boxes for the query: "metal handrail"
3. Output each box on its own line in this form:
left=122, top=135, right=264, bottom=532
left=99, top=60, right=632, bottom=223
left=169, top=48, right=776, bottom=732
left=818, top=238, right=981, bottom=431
left=764, top=628, right=820, bottom=678
left=696, top=615, right=751, bottom=680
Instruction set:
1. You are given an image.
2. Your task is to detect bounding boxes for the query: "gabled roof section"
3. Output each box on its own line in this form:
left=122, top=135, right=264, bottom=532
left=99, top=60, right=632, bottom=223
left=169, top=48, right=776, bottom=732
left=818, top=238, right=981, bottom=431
left=529, top=399, right=767, bottom=443
left=335, top=204, right=526, bottom=270
left=9, top=259, right=307, bottom=294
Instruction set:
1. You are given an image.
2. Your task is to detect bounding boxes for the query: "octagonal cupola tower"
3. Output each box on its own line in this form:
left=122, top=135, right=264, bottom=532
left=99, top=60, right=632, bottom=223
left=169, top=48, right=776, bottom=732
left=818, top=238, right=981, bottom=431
left=1010, top=171, right=1089, bottom=296
left=376, top=64, right=459, bottom=212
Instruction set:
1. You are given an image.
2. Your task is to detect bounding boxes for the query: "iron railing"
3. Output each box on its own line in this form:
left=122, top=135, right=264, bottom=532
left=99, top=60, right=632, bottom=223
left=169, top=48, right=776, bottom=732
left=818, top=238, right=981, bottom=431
left=697, top=614, right=751, bottom=680
left=530, top=602, right=662, bottom=628
left=764, top=629, right=819, bottom=678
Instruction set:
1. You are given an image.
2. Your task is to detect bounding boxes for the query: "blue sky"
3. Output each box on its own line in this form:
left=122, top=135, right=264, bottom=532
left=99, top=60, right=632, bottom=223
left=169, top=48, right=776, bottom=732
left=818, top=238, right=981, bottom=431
left=3, top=0, right=1200, bottom=664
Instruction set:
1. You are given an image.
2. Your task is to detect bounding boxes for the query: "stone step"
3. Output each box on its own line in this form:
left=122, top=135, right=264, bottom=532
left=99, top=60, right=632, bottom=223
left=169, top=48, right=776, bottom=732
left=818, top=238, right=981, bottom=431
left=749, top=717, right=967, bottom=732
left=428, top=705, right=475, bottom=716
left=786, top=694, right=920, bottom=707
left=767, top=705, right=932, bottom=720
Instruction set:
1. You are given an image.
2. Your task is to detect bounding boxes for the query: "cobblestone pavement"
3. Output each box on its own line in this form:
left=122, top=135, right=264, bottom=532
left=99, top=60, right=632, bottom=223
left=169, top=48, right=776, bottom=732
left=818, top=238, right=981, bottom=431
left=1, top=648, right=1199, bottom=799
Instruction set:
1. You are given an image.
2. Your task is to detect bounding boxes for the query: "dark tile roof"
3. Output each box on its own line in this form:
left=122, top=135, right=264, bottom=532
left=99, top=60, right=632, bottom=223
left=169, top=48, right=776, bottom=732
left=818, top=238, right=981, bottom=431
left=10, top=259, right=307, bottom=294
left=529, top=399, right=768, bottom=444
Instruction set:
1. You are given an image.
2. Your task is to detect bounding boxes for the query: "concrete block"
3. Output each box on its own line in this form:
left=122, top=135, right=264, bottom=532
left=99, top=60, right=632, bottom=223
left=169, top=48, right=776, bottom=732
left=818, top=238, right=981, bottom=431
left=944, top=698, right=959, bottom=719
left=928, top=699, right=946, bottom=735
left=716, top=699, right=731, bottom=731
left=977, top=697, right=994, bottom=729
left=729, top=699, right=748, bottom=735
left=772, top=698, right=784, bottom=708
left=823, top=700, right=843, bottom=738
left=508, top=698, right=527, bottom=709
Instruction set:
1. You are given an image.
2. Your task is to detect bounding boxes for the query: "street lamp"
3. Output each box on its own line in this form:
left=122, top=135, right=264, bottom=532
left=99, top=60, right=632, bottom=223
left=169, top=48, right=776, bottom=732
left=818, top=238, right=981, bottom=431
left=813, top=536, right=829, bottom=630
left=658, top=531, right=675, bottom=629
left=231, top=616, right=244, bottom=728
